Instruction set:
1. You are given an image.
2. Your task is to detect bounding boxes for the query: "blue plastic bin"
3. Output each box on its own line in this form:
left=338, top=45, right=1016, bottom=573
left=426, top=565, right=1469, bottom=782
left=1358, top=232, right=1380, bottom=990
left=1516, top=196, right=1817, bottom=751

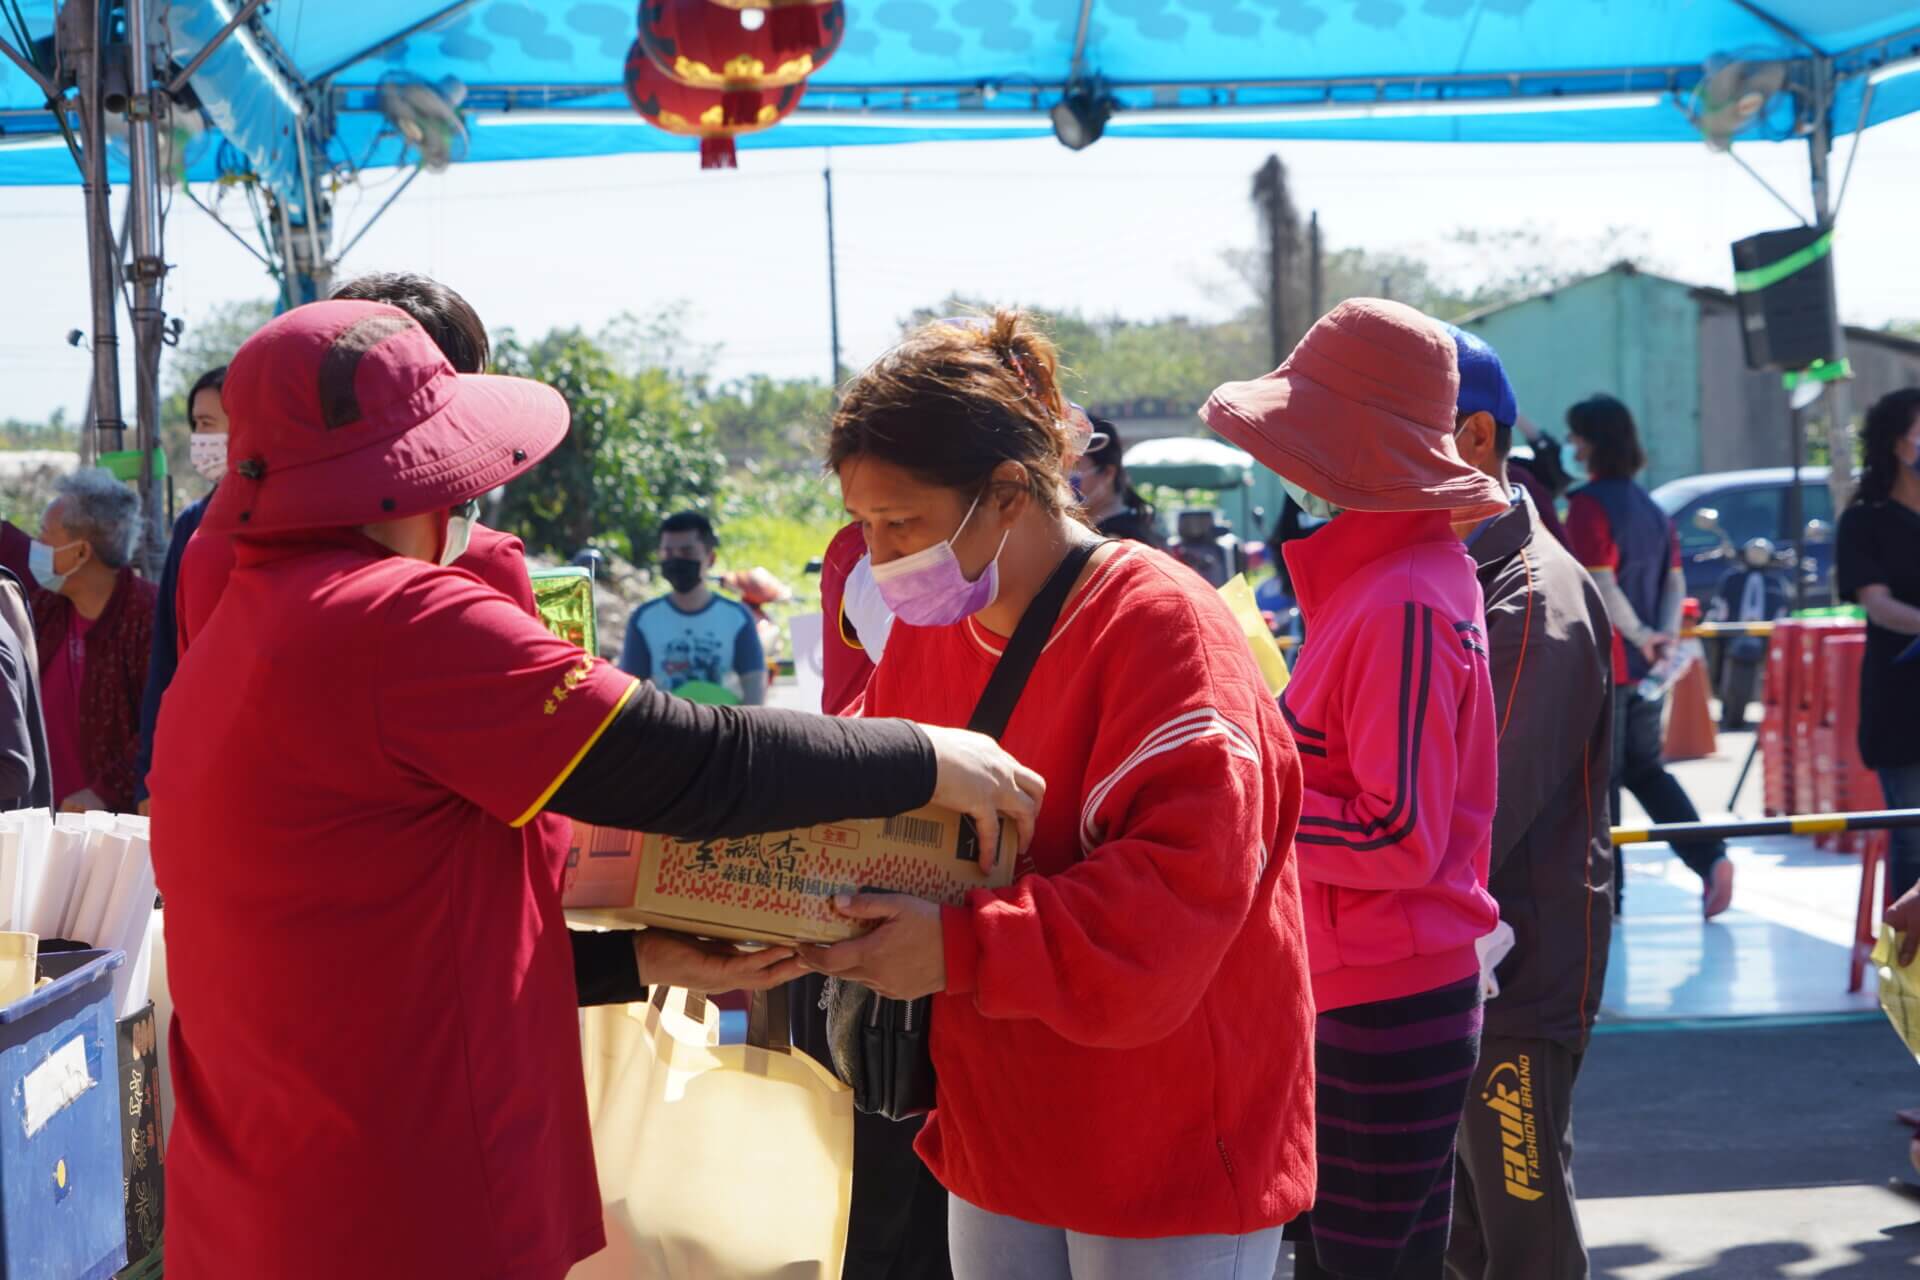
left=0, top=950, right=127, bottom=1280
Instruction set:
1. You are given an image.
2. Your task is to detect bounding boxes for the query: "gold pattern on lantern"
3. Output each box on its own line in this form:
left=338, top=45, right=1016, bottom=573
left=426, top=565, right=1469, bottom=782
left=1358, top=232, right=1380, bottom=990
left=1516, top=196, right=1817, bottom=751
left=673, top=53, right=814, bottom=88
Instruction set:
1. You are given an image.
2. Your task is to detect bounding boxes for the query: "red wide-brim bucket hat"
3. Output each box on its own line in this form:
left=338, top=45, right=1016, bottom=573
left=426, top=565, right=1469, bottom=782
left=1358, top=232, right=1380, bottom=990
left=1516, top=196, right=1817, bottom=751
left=202, top=300, right=568, bottom=537
left=1201, top=297, right=1509, bottom=523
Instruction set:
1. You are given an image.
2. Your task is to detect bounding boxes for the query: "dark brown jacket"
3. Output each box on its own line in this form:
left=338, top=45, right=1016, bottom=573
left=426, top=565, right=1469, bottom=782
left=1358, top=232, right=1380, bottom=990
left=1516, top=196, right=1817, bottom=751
left=1469, top=491, right=1615, bottom=1050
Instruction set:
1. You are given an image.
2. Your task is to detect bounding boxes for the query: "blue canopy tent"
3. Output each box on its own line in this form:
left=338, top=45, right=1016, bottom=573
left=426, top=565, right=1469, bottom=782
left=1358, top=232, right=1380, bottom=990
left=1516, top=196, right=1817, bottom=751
left=2, top=0, right=1917, bottom=559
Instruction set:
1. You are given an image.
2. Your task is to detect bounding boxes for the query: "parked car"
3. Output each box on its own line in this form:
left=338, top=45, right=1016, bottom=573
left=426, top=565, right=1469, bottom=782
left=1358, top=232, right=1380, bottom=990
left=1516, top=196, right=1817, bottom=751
left=1651, top=466, right=1835, bottom=609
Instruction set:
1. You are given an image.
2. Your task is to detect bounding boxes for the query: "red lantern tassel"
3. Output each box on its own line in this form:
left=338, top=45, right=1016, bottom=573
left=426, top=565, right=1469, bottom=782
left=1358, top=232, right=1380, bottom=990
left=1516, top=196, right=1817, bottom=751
left=721, top=90, right=761, bottom=127
left=700, top=136, right=739, bottom=169
left=770, top=4, right=826, bottom=48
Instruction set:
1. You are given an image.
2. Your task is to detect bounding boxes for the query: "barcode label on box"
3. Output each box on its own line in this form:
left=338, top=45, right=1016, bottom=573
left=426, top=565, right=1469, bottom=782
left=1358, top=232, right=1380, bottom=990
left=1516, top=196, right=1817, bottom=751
left=882, top=815, right=944, bottom=848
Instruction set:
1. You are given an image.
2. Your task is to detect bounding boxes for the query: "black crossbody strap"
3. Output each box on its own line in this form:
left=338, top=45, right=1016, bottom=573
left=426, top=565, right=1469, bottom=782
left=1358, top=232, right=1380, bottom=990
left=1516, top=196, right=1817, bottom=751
left=966, top=539, right=1105, bottom=741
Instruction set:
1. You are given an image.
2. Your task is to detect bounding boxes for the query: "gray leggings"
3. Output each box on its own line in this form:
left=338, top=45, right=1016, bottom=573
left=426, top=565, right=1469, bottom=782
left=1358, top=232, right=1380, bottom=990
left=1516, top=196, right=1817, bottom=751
left=947, top=1194, right=1286, bottom=1280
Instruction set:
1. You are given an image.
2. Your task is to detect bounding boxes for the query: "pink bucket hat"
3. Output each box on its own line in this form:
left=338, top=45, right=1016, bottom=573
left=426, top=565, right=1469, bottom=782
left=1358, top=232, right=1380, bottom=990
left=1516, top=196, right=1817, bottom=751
left=1201, top=298, right=1509, bottom=522
left=202, top=300, right=567, bottom=536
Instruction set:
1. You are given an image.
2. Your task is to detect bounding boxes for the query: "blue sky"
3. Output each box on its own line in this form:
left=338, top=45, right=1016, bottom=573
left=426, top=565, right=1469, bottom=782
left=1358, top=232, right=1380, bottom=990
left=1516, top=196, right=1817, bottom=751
left=4, top=117, right=1919, bottom=422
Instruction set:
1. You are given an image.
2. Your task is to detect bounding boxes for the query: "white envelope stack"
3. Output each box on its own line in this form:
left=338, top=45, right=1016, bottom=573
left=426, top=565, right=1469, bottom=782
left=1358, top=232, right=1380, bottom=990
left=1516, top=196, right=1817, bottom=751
left=0, top=809, right=156, bottom=1019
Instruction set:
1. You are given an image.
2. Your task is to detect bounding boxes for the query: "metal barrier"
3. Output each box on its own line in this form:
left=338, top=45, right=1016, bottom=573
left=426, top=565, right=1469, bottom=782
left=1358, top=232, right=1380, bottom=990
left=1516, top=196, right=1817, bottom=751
left=1611, top=808, right=1920, bottom=846
left=1610, top=806, right=1920, bottom=995
left=1270, top=619, right=1794, bottom=653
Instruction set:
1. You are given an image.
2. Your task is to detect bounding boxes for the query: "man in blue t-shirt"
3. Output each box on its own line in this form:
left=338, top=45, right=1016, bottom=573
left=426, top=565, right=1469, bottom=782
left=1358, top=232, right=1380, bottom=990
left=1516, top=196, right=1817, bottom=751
left=619, top=511, right=766, bottom=705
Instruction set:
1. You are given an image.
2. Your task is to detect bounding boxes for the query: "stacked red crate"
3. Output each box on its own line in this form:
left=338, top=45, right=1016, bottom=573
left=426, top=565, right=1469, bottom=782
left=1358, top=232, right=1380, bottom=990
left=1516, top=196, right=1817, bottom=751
left=1760, top=622, right=1802, bottom=816
left=1824, top=631, right=1879, bottom=850
left=1792, top=622, right=1843, bottom=821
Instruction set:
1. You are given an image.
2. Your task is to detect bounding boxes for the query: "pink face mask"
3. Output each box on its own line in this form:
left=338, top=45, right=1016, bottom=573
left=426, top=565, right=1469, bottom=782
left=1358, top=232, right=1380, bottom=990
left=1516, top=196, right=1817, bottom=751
left=869, top=493, right=1009, bottom=627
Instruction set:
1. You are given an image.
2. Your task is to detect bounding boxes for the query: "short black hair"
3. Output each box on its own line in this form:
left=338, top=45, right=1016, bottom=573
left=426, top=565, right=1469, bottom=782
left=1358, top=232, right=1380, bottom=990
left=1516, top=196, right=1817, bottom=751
left=331, top=272, right=491, bottom=375
left=188, top=365, right=227, bottom=406
left=1455, top=408, right=1514, bottom=458
left=1564, top=393, right=1647, bottom=480
left=660, top=510, right=717, bottom=550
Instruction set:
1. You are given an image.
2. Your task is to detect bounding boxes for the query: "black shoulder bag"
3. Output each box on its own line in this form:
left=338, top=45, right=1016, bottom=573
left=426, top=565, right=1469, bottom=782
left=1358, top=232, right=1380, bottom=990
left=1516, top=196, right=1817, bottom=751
left=825, top=538, right=1104, bottom=1120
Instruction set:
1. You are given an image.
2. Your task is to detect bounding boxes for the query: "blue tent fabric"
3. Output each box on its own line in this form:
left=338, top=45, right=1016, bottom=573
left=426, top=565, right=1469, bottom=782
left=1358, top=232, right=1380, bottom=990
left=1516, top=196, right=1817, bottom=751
left=1, top=1, right=1918, bottom=186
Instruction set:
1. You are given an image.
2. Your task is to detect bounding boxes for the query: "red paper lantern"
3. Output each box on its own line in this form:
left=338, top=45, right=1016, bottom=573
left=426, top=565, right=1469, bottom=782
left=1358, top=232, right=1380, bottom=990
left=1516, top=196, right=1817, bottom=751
left=638, top=0, right=843, bottom=92
left=624, top=40, right=805, bottom=169
left=692, top=0, right=838, bottom=49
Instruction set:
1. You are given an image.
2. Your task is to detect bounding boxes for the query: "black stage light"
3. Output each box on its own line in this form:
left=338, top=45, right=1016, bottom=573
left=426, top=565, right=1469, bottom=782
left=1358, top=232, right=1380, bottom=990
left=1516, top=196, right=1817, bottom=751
left=1051, top=84, right=1112, bottom=151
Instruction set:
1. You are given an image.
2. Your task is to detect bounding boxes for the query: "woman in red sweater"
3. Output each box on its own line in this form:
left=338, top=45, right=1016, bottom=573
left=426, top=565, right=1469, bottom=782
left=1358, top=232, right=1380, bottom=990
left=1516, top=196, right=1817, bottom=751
left=801, top=311, right=1316, bottom=1279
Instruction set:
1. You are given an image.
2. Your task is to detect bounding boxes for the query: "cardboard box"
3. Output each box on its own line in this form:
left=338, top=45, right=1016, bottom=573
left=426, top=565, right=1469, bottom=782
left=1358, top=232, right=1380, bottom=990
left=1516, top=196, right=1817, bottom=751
left=563, top=807, right=1014, bottom=945
left=115, top=1002, right=163, bottom=1276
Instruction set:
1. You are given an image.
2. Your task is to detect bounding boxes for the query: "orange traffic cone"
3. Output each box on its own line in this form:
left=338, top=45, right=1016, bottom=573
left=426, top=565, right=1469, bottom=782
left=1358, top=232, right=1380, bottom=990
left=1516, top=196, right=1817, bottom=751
left=1664, top=655, right=1719, bottom=762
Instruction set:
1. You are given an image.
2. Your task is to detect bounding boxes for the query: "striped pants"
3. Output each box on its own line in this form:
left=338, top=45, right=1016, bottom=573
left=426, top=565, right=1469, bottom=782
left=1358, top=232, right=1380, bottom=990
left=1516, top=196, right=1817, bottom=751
left=1288, top=978, right=1484, bottom=1280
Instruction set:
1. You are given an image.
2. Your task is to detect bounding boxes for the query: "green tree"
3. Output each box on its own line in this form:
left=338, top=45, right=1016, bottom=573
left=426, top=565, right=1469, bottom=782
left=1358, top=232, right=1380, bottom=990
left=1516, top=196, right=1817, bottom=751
left=491, top=327, right=725, bottom=563
left=899, top=294, right=1260, bottom=412
left=701, top=374, right=835, bottom=467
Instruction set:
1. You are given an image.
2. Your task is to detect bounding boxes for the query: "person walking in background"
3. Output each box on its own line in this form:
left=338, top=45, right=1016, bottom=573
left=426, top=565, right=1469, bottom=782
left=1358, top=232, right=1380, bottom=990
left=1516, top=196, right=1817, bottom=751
left=134, top=364, right=226, bottom=812
left=0, top=468, right=154, bottom=813
left=1204, top=299, right=1502, bottom=1280
left=1070, top=417, right=1163, bottom=547
left=804, top=309, right=1315, bottom=1280
left=619, top=511, right=767, bottom=705
left=1444, top=326, right=1614, bottom=1280
left=1564, top=393, right=1732, bottom=919
left=1837, top=388, right=1920, bottom=894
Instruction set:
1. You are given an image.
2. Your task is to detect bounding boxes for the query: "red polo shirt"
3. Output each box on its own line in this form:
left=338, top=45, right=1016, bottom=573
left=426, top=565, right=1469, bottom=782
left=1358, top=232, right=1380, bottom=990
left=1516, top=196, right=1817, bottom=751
left=176, top=519, right=536, bottom=649
left=149, top=529, right=636, bottom=1280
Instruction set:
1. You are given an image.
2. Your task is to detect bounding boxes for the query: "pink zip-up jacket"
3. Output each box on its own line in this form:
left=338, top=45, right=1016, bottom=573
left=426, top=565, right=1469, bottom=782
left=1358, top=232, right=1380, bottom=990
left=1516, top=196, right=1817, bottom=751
left=1280, top=509, right=1500, bottom=1012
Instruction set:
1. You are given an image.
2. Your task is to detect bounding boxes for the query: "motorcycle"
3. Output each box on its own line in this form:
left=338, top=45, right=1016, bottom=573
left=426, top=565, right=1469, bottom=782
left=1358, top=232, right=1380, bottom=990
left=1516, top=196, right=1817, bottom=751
left=1707, top=537, right=1791, bottom=731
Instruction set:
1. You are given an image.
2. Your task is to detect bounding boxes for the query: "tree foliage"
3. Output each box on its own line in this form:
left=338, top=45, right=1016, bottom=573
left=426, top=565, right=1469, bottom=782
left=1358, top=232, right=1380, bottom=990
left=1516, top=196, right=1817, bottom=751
left=491, top=327, right=726, bottom=563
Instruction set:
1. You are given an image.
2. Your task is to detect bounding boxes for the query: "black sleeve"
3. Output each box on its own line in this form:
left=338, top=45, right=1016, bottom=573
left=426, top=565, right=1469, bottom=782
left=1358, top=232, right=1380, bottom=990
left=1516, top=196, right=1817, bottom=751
left=571, top=929, right=647, bottom=1007
left=1836, top=506, right=1885, bottom=604
left=547, top=680, right=937, bottom=838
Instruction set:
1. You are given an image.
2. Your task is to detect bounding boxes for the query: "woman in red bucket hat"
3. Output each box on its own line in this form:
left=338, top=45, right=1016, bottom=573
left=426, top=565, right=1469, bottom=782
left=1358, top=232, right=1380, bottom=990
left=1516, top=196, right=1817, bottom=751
left=1202, top=298, right=1505, bottom=1280
left=145, top=299, right=1044, bottom=1280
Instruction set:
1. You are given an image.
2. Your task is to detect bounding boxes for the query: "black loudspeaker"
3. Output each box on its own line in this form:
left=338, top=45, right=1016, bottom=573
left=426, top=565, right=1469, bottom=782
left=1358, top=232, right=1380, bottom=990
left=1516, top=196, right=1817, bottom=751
left=1731, top=226, right=1840, bottom=372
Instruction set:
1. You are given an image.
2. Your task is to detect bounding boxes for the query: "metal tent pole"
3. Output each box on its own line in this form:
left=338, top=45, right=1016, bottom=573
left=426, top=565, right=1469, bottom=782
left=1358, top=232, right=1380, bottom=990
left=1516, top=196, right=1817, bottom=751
left=824, top=156, right=842, bottom=393
left=67, top=0, right=124, bottom=449
left=1807, top=55, right=1855, bottom=516
left=124, top=0, right=170, bottom=574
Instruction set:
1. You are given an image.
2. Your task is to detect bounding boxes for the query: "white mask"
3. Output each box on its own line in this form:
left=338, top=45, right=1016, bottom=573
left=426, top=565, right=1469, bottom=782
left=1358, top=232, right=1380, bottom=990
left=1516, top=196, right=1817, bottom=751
left=30, top=539, right=81, bottom=593
left=189, top=433, right=229, bottom=484
left=440, top=500, right=479, bottom=567
left=1281, top=477, right=1341, bottom=521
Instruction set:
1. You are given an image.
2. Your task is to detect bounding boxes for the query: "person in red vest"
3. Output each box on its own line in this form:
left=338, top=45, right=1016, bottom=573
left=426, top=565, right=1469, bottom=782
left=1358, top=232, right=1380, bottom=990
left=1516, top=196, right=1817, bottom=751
left=1564, top=394, right=1731, bottom=919
left=147, top=298, right=1043, bottom=1280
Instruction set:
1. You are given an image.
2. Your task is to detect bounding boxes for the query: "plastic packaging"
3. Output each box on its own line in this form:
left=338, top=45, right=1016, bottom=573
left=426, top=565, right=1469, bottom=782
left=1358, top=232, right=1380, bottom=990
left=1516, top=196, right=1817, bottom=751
left=1638, top=638, right=1705, bottom=700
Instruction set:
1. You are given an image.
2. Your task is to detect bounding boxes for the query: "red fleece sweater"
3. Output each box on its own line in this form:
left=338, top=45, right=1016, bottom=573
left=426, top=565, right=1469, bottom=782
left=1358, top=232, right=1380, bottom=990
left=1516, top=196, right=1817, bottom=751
left=860, top=543, right=1316, bottom=1239
left=1280, top=510, right=1500, bottom=1013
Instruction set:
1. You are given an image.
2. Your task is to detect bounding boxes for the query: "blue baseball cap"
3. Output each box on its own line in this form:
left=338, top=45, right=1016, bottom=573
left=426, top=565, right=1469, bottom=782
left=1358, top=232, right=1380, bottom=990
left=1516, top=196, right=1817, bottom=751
left=1443, top=323, right=1517, bottom=429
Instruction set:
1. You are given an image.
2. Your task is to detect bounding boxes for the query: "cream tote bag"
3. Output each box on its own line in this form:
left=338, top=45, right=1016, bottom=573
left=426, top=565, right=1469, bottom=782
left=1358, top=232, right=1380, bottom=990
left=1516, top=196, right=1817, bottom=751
left=570, top=985, right=854, bottom=1279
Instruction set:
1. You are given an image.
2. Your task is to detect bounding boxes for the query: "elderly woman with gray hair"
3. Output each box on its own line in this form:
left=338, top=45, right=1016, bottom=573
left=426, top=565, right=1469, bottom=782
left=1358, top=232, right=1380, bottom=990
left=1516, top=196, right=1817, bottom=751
left=0, top=468, right=156, bottom=812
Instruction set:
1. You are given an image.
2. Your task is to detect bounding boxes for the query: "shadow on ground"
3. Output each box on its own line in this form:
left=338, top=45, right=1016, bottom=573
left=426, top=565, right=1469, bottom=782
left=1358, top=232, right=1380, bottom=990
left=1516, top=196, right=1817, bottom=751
left=1592, top=1221, right=1920, bottom=1278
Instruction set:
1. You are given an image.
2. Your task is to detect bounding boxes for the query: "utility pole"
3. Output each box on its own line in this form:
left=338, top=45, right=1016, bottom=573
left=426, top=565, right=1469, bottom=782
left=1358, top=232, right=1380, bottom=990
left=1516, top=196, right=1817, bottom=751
left=1308, top=210, right=1325, bottom=321
left=1806, top=54, right=1854, bottom=517
left=1251, top=155, right=1297, bottom=370
left=824, top=155, right=843, bottom=394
